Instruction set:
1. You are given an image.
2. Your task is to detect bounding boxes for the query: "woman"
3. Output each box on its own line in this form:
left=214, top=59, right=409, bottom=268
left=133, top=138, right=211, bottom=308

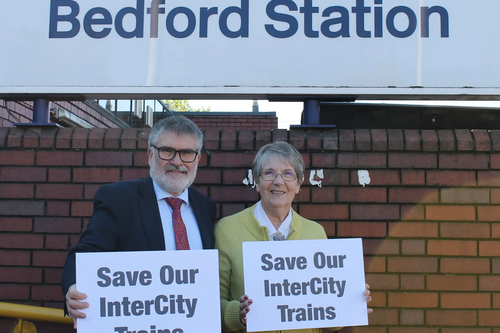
left=215, top=141, right=372, bottom=333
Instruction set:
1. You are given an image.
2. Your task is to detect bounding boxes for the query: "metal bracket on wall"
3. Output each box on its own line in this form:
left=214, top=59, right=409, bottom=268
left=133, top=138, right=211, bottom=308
left=14, top=98, right=60, bottom=128
left=290, top=99, right=337, bottom=129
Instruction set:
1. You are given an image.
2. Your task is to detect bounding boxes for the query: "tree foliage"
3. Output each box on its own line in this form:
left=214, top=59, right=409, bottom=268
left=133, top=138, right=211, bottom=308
left=164, top=100, right=210, bottom=112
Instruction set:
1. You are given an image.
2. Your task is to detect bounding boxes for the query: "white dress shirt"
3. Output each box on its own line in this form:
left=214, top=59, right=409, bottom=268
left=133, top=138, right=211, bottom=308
left=253, top=200, right=292, bottom=240
left=152, top=180, right=203, bottom=250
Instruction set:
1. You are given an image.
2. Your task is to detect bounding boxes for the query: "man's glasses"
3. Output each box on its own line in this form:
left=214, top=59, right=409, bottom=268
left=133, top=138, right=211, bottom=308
left=151, top=145, right=199, bottom=163
left=260, top=170, right=297, bottom=182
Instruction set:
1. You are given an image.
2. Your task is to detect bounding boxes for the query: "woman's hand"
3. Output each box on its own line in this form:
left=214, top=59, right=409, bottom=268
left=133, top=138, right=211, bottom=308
left=239, top=295, right=253, bottom=326
left=365, top=283, right=373, bottom=314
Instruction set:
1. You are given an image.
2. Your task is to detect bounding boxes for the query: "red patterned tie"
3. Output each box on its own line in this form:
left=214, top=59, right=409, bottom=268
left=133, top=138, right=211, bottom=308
left=166, top=198, right=190, bottom=250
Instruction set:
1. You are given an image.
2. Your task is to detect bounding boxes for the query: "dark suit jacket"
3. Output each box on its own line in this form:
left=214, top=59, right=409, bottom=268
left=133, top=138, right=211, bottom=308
left=61, top=176, right=216, bottom=299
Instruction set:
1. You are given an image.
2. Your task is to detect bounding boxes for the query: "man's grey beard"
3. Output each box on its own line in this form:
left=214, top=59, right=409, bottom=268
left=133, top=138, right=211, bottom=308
left=150, top=160, right=197, bottom=195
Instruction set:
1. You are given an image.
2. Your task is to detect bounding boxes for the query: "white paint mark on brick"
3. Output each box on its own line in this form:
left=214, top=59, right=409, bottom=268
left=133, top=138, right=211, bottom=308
left=358, top=170, right=371, bottom=187
left=309, top=169, right=324, bottom=187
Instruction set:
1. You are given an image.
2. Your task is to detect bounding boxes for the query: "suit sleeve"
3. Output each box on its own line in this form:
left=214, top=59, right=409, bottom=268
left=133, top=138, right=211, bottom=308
left=61, top=184, right=121, bottom=302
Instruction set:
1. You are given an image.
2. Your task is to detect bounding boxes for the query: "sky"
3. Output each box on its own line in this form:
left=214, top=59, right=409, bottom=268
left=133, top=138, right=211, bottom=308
left=189, top=100, right=500, bottom=130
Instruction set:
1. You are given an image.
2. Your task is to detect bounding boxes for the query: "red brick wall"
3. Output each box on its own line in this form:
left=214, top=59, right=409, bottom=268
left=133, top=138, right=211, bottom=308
left=1, top=127, right=499, bottom=332
left=1, top=100, right=278, bottom=130
left=0, top=101, right=34, bottom=126
left=128, top=112, right=278, bottom=129
left=184, top=113, right=278, bottom=130
left=0, top=100, right=121, bottom=128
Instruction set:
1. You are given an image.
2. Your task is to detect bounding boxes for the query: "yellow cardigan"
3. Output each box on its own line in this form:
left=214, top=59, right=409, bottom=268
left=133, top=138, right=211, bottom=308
left=215, top=204, right=341, bottom=333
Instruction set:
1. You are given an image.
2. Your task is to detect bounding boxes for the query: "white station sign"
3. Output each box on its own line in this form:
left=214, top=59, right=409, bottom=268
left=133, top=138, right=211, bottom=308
left=1, top=0, right=500, bottom=99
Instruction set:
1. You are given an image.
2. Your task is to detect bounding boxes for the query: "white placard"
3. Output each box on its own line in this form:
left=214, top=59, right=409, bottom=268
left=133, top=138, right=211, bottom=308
left=1, top=0, right=500, bottom=98
left=243, top=238, right=367, bottom=332
left=76, top=250, right=220, bottom=333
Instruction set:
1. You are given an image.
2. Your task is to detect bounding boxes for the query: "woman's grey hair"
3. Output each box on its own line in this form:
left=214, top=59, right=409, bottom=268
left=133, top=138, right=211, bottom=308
left=252, top=141, right=305, bottom=184
left=148, top=116, right=203, bottom=151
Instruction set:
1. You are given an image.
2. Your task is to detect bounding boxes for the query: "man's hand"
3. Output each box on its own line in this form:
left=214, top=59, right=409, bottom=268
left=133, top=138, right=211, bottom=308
left=65, top=284, right=89, bottom=329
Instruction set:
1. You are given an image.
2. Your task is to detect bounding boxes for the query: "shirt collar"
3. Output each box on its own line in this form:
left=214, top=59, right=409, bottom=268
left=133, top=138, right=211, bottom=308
left=152, top=179, right=190, bottom=206
left=254, top=200, right=292, bottom=238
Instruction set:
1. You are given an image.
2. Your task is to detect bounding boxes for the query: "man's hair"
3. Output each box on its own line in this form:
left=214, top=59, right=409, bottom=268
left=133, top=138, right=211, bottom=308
left=252, top=141, right=305, bottom=184
left=148, top=116, right=203, bottom=151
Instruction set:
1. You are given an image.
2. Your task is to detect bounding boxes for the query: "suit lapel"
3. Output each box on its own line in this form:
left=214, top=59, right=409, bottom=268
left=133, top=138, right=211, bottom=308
left=138, top=176, right=166, bottom=250
left=188, top=188, right=211, bottom=249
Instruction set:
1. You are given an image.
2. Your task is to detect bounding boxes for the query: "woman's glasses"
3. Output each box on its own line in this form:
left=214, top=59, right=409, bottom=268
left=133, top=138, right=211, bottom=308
left=260, top=171, right=297, bottom=182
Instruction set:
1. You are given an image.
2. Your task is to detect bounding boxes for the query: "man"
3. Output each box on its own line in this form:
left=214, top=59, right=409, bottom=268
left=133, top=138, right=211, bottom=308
left=61, top=116, right=216, bottom=328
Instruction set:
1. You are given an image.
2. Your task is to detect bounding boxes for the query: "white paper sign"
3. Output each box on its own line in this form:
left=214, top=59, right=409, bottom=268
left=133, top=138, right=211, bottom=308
left=76, top=250, right=220, bottom=333
left=243, top=238, right=367, bottom=332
